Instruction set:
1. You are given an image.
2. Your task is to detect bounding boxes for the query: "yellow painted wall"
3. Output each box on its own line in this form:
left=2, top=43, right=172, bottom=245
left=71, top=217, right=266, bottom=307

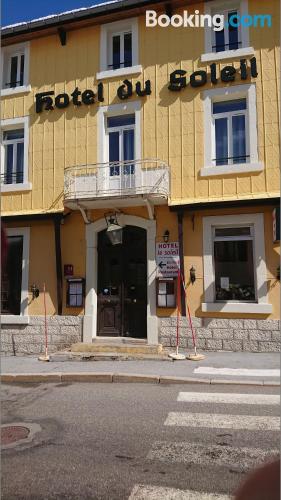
left=1, top=0, right=280, bottom=214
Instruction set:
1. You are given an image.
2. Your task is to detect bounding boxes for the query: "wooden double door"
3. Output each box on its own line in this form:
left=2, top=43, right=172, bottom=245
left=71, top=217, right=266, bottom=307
left=97, top=226, right=147, bottom=338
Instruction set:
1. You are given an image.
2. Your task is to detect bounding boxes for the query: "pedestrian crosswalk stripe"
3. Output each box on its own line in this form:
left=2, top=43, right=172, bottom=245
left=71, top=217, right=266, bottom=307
left=165, top=412, right=280, bottom=431
left=128, top=484, right=231, bottom=499
left=194, top=367, right=280, bottom=377
left=147, top=441, right=279, bottom=470
left=177, top=392, right=280, bottom=405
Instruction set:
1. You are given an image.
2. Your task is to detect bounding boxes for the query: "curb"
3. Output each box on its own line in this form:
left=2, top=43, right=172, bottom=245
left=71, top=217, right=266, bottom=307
left=1, top=373, right=280, bottom=386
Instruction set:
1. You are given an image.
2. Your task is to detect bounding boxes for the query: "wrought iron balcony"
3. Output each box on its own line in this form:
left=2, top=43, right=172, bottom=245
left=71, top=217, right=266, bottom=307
left=64, top=159, right=170, bottom=209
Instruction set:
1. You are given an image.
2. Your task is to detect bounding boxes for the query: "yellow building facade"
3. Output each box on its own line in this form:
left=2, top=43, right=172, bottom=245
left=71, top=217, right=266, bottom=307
left=1, top=0, right=280, bottom=354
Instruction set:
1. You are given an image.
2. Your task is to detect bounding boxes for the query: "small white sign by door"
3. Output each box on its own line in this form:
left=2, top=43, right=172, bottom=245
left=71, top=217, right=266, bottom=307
left=156, top=242, right=180, bottom=277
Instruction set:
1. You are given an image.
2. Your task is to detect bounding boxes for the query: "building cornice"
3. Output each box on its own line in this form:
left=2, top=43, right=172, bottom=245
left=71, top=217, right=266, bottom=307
left=169, top=197, right=280, bottom=212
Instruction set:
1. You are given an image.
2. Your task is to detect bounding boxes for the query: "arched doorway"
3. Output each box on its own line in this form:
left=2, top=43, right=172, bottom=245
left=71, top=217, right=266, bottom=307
left=97, top=226, right=147, bottom=338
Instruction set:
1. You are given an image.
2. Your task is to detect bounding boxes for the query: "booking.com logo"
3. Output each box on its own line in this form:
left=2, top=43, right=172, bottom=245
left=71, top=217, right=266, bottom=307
left=146, top=10, right=272, bottom=31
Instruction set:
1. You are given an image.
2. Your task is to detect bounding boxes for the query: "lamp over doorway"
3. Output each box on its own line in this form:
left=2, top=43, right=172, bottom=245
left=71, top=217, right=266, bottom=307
left=105, top=213, right=123, bottom=245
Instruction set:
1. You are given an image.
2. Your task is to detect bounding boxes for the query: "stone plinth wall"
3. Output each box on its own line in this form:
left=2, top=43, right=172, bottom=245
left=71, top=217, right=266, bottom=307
left=159, top=317, right=280, bottom=352
left=1, top=316, right=83, bottom=355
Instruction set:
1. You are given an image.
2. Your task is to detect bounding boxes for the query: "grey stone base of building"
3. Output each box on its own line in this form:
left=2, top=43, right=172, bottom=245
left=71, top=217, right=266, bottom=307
left=159, top=317, right=281, bottom=353
left=1, top=316, right=83, bottom=355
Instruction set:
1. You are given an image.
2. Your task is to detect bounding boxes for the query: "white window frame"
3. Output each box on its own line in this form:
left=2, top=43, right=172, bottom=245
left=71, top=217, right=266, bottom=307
left=98, top=101, right=141, bottom=164
left=107, top=115, right=136, bottom=163
left=109, top=30, right=132, bottom=71
left=1, top=116, right=32, bottom=192
left=202, top=213, right=272, bottom=313
left=98, top=101, right=141, bottom=192
left=1, top=42, right=31, bottom=97
left=97, top=18, right=142, bottom=80
left=201, top=0, right=254, bottom=63
left=1, top=227, right=30, bottom=324
left=201, top=84, right=263, bottom=177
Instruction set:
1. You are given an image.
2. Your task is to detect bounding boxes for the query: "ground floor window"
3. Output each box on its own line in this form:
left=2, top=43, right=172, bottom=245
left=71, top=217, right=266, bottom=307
left=1, top=236, right=23, bottom=314
left=213, top=225, right=255, bottom=301
left=1, top=227, right=30, bottom=318
left=202, top=213, right=272, bottom=314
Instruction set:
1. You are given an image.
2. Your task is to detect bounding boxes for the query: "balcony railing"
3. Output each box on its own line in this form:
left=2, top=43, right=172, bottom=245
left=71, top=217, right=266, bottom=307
left=64, top=159, right=170, bottom=204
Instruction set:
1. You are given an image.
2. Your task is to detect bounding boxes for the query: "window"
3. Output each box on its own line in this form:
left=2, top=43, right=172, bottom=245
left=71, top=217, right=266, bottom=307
left=213, top=9, right=240, bottom=53
left=97, top=18, right=142, bottom=79
left=202, top=84, right=263, bottom=177
left=213, top=226, right=255, bottom=301
left=1, top=227, right=30, bottom=323
left=202, top=214, right=272, bottom=313
left=107, top=114, right=135, bottom=177
left=110, top=31, right=132, bottom=70
left=1, top=43, right=30, bottom=96
left=2, top=129, right=24, bottom=184
left=202, top=0, right=254, bottom=63
left=1, top=117, right=31, bottom=192
left=1, top=236, right=23, bottom=315
left=213, top=98, right=247, bottom=166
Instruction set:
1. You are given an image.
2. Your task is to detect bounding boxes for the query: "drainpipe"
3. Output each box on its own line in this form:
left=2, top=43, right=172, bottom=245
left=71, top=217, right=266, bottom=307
left=53, top=214, right=63, bottom=315
left=177, top=211, right=186, bottom=316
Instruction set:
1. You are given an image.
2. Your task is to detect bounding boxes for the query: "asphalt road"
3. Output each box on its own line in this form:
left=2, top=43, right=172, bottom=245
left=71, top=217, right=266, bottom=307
left=1, top=382, right=280, bottom=500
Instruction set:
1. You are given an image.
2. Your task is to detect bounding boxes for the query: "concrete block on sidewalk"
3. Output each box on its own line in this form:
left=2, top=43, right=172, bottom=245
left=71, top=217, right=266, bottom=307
left=112, top=373, right=159, bottom=383
left=61, top=373, right=113, bottom=382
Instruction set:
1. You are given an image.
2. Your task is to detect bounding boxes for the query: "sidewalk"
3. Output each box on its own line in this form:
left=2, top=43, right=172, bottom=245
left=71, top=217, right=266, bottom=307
left=1, top=351, right=280, bottom=386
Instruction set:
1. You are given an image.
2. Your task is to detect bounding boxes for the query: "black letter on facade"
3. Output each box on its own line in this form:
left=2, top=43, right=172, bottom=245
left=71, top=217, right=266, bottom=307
left=117, top=79, right=133, bottom=100
left=136, top=80, right=152, bottom=97
left=221, top=66, right=236, bottom=82
left=190, top=70, right=207, bottom=87
left=240, top=59, right=248, bottom=80
left=35, top=91, right=54, bottom=113
left=168, top=70, right=187, bottom=91
left=55, top=93, right=70, bottom=108
left=82, top=90, right=95, bottom=105
left=210, top=63, right=218, bottom=84
left=98, top=83, right=104, bottom=102
left=250, top=57, right=258, bottom=78
left=71, top=87, right=82, bottom=106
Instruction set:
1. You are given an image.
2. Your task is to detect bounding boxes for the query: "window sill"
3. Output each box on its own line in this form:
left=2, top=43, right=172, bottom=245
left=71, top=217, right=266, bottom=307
left=201, top=47, right=255, bottom=63
left=200, top=162, right=263, bottom=177
left=96, top=65, right=142, bottom=80
left=202, top=303, right=273, bottom=314
left=1, top=182, right=32, bottom=193
left=1, top=315, right=30, bottom=325
left=1, top=85, right=31, bottom=97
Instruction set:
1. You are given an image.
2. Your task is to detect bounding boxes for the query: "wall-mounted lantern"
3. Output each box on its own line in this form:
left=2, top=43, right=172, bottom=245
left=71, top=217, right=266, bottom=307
left=105, top=213, right=123, bottom=246
left=31, top=284, right=40, bottom=299
left=189, top=266, right=196, bottom=285
left=163, top=230, right=170, bottom=243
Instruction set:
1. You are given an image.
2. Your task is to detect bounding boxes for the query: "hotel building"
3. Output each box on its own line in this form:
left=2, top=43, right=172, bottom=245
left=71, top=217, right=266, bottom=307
left=1, top=0, right=280, bottom=354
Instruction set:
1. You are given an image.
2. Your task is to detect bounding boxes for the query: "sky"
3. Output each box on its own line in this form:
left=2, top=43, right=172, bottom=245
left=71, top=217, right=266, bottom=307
left=2, top=0, right=106, bottom=26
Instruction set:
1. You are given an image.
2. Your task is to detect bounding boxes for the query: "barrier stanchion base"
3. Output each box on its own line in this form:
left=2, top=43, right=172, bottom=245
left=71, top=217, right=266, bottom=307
left=169, top=352, right=186, bottom=360
left=186, top=353, right=205, bottom=361
left=38, top=355, right=50, bottom=362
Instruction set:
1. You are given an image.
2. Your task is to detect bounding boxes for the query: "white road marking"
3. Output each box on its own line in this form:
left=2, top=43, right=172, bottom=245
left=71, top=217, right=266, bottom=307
left=177, top=392, right=280, bottom=405
left=194, top=367, right=280, bottom=377
left=147, top=442, right=279, bottom=470
left=128, top=484, right=231, bottom=499
left=165, top=412, right=280, bottom=431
